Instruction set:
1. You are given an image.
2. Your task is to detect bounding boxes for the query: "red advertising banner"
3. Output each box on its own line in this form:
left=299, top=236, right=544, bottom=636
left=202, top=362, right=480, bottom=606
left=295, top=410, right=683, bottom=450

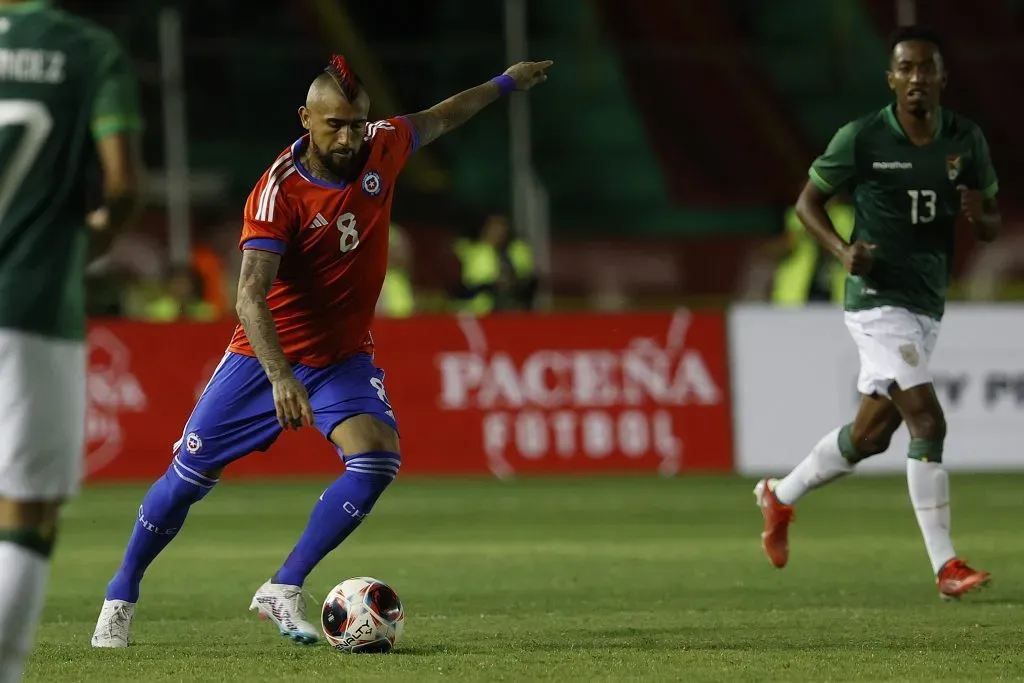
left=84, top=311, right=733, bottom=481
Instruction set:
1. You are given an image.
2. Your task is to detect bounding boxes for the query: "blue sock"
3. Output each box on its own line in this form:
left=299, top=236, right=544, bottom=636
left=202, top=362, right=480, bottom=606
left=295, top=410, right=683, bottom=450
left=105, top=457, right=218, bottom=602
left=273, top=451, right=400, bottom=587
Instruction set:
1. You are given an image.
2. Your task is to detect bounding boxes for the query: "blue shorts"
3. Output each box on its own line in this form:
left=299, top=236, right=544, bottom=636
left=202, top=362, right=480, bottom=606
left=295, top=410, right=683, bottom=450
left=172, top=352, right=397, bottom=473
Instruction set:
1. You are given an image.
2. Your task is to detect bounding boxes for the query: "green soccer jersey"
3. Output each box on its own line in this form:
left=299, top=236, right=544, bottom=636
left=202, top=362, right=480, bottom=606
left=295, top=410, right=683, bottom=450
left=0, top=1, right=141, bottom=340
left=809, top=103, right=998, bottom=320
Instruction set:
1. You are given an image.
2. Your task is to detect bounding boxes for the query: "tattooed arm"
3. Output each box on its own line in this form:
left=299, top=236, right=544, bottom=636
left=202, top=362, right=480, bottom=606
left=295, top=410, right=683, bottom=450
left=405, top=60, right=553, bottom=147
left=235, top=249, right=292, bottom=382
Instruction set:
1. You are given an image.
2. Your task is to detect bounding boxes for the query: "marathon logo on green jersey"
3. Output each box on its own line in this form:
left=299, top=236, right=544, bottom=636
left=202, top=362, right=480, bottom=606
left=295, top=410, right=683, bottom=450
left=872, top=160, right=913, bottom=170
left=0, top=49, right=65, bottom=84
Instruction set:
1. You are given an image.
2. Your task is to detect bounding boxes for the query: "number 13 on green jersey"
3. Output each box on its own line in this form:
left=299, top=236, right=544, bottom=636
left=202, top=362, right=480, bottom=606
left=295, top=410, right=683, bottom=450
left=808, top=104, right=998, bottom=320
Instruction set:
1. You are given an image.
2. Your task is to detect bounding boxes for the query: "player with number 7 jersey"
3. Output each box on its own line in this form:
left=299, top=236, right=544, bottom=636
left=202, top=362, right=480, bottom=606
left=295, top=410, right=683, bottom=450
left=2, top=1, right=143, bottom=676
left=93, top=52, right=554, bottom=649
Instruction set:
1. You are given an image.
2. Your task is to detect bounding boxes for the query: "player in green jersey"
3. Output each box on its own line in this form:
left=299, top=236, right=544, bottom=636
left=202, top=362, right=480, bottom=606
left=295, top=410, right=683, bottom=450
left=0, top=1, right=143, bottom=678
left=754, top=25, right=1000, bottom=600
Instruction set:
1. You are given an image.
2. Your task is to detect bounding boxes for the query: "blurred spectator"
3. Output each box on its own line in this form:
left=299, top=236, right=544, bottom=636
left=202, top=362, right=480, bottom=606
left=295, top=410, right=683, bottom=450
left=770, top=199, right=854, bottom=306
left=142, top=265, right=217, bottom=322
left=96, top=231, right=165, bottom=281
left=85, top=273, right=128, bottom=317
left=376, top=223, right=416, bottom=318
left=204, top=213, right=246, bottom=314
left=192, top=243, right=229, bottom=318
left=87, top=229, right=170, bottom=318
left=453, top=214, right=537, bottom=314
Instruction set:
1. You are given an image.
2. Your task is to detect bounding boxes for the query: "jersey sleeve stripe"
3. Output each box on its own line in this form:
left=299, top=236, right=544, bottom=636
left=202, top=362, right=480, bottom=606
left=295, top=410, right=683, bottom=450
left=255, top=159, right=286, bottom=220
left=808, top=167, right=835, bottom=193
left=366, top=120, right=393, bottom=140
left=256, top=161, right=295, bottom=221
left=395, top=115, right=420, bottom=152
left=982, top=180, right=999, bottom=199
left=256, top=156, right=293, bottom=220
left=242, top=238, right=287, bottom=254
left=256, top=157, right=292, bottom=220
left=264, top=166, right=296, bottom=222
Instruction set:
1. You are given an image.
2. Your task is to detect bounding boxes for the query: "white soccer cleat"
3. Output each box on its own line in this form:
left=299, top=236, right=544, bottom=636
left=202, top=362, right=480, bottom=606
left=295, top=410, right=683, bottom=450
left=249, top=580, right=320, bottom=645
left=91, top=599, right=136, bottom=648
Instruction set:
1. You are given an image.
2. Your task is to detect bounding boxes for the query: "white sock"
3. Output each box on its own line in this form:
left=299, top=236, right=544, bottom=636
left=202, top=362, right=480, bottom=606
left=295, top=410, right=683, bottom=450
left=773, top=427, right=855, bottom=505
left=0, top=543, right=49, bottom=683
left=907, top=458, right=955, bottom=575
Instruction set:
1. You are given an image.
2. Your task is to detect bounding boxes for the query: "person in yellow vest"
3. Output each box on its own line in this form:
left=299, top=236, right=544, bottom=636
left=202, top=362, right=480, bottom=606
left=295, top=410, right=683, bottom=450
left=772, top=198, right=855, bottom=305
left=453, top=214, right=536, bottom=314
left=376, top=223, right=416, bottom=318
left=143, top=265, right=217, bottom=322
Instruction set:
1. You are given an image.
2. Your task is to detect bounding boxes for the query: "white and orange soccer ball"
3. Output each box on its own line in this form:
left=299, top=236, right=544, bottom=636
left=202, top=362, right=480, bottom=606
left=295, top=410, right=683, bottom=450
left=321, top=577, right=405, bottom=653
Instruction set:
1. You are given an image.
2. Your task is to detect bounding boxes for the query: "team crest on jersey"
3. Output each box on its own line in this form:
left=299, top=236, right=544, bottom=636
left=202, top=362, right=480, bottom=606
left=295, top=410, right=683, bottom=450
left=946, top=155, right=962, bottom=182
left=899, top=344, right=920, bottom=367
left=361, top=171, right=383, bottom=196
left=185, top=432, right=203, bottom=454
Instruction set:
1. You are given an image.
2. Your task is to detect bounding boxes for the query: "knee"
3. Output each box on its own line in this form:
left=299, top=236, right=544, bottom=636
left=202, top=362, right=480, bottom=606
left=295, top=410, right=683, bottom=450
left=330, top=414, right=400, bottom=460
left=848, top=425, right=894, bottom=458
left=334, top=418, right=402, bottom=484
left=906, top=410, right=946, bottom=442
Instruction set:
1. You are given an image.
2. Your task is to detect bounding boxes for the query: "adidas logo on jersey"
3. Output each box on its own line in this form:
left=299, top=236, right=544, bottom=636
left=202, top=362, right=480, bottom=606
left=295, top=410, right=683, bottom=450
left=873, top=161, right=913, bottom=170
left=308, top=213, right=329, bottom=230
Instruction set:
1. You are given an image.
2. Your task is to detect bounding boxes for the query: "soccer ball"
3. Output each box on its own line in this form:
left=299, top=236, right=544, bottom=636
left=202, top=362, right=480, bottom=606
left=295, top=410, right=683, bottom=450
left=321, top=577, right=404, bottom=653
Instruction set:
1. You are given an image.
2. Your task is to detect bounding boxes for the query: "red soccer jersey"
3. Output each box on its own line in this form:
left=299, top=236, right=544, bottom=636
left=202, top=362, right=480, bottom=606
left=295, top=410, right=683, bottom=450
left=228, top=116, right=419, bottom=367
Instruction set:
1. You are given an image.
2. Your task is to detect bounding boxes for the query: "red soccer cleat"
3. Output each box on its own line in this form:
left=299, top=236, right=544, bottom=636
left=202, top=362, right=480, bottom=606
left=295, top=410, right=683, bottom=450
left=937, top=558, right=990, bottom=600
left=754, top=478, right=795, bottom=568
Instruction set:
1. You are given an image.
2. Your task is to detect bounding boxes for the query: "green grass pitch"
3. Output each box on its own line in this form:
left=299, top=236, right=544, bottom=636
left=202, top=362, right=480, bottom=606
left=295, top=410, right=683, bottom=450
left=25, top=474, right=1024, bottom=681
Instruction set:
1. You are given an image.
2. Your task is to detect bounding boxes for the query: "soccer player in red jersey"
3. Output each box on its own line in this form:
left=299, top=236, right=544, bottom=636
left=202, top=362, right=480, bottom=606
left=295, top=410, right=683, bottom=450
left=93, top=54, right=553, bottom=647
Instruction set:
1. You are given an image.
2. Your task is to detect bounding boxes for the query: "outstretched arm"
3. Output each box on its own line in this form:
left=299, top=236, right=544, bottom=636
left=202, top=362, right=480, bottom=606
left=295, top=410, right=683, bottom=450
left=405, top=60, right=553, bottom=148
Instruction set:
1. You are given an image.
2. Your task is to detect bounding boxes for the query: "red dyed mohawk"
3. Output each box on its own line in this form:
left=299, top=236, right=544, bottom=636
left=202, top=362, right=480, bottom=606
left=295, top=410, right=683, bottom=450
left=325, top=54, right=362, bottom=101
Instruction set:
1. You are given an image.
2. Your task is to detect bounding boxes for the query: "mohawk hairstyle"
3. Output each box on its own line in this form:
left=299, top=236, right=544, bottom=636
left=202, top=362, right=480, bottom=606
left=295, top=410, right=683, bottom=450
left=325, top=54, right=362, bottom=102
left=888, top=24, right=946, bottom=59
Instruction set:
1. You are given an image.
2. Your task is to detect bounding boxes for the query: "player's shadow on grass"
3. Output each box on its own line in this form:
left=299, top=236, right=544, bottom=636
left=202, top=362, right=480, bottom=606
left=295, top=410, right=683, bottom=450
left=954, top=595, right=1024, bottom=606
left=574, top=626, right=704, bottom=643
left=392, top=644, right=457, bottom=656
left=392, top=634, right=698, bottom=656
